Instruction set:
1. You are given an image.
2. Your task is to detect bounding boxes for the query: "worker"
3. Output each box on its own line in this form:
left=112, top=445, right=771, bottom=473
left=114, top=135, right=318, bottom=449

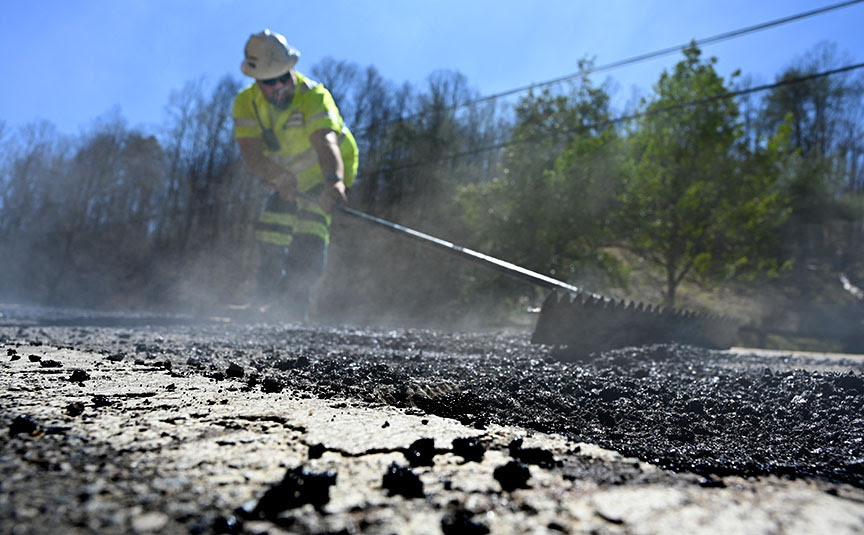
left=232, top=29, right=359, bottom=319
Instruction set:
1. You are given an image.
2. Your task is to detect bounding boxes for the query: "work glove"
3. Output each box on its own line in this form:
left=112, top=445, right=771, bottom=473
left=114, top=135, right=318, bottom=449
left=319, top=178, right=347, bottom=214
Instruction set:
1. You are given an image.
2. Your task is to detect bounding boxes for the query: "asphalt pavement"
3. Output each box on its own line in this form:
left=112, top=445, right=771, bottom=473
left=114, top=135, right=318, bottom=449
left=1, top=305, right=863, bottom=534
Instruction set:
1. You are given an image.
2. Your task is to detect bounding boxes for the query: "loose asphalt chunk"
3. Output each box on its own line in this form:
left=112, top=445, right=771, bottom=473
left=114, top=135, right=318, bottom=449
left=382, top=462, right=425, bottom=499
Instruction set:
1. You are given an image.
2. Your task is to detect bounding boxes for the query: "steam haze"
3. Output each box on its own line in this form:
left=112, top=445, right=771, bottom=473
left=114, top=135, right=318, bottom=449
left=0, top=4, right=862, bottom=349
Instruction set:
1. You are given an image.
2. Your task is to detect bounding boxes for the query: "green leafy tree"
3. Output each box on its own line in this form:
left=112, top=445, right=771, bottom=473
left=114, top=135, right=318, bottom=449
left=616, top=44, right=789, bottom=307
left=459, top=66, right=623, bottom=307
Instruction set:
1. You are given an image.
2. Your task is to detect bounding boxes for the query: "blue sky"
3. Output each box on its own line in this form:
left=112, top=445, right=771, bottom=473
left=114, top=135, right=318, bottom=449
left=1, top=0, right=862, bottom=137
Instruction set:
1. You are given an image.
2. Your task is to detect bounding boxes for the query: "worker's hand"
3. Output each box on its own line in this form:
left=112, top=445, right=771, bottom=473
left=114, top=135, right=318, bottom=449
left=319, top=178, right=347, bottom=213
left=273, top=171, right=298, bottom=201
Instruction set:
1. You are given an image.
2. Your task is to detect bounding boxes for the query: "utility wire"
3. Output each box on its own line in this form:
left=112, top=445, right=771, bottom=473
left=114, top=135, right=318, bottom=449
left=369, top=61, right=864, bottom=175
left=466, top=0, right=864, bottom=104
left=355, top=0, right=864, bottom=137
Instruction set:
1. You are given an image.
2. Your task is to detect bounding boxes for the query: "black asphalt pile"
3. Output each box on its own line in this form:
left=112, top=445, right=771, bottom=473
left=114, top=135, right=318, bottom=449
left=440, top=507, right=490, bottom=535
left=250, top=466, right=338, bottom=519
left=381, top=462, right=425, bottom=499
left=493, top=461, right=532, bottom=491
left=4, top=319, right=864, bottom=489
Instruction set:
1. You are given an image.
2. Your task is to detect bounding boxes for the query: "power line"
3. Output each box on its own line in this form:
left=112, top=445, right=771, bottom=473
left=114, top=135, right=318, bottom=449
left=468, top=0, right=864, bottom=104
left=355, top=0, right=864, bottom=137
left=368, top=61, right=864, bottom=175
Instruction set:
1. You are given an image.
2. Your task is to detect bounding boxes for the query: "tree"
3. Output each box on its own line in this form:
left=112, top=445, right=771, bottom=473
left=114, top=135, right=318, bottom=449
left=761, top=43, right=862, bottom=161
left=364, top=69, right=497, bottom=228
left=458, top=65, right=623, bottom=308
left=310, top=57, right=360, bottom=124
left=616, top=44, right=789, bottom=307
left=0, top=120, right=71, bottom=301
left=160, top=75, right=245, bottom=249
left=759, top=42, right=864, bottom=289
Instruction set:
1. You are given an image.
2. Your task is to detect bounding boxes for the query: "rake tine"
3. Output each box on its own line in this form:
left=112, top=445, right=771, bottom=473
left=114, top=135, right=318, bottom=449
left=533, top=290, right=739, bottom=354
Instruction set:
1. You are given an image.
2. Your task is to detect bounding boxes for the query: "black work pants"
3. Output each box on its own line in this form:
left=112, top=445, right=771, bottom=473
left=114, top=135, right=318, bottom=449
left=255, top=192, right=328, bottom=319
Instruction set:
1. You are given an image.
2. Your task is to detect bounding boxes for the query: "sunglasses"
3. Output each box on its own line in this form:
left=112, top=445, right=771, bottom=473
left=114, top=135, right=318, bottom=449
left=260, top=72, right=293, bottom=87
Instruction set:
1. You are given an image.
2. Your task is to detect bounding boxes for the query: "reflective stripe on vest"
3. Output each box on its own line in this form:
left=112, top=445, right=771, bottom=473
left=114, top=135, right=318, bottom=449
left=270, top=146, right=319, bottom=176
left=266, top=127, right=351, bottom=179
left=283, top=109, right=305, bottom=128
left=255, top=230, right=294, bottom=247
left=256, top=220, right=329, bottom=244
left=293, top=220, right=330, bottom=242
left=258, top=211, right=297, bottom=228
left=255, top=196, right=332, bottom=246
left=296, top=197, right=332, bottom=227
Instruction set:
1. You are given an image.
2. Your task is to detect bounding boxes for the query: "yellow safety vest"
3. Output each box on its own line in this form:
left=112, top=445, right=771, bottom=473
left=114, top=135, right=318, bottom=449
left=232, top=72, right=358, bottom=194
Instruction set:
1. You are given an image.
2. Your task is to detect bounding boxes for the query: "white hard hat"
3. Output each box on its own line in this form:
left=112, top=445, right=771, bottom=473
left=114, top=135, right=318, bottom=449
left=240, top=29, right=300, bottom=79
